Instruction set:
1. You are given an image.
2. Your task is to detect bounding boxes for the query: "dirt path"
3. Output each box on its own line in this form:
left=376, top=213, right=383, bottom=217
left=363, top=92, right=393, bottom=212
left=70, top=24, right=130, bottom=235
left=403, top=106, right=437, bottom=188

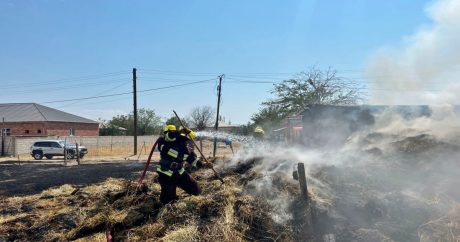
left=0, top=160, right=150, bottom=198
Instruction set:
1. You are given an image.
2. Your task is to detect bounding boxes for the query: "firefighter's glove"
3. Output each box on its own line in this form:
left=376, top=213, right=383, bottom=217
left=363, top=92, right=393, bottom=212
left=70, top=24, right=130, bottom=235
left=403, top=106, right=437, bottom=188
left=182, top=128, right=191, bottom=135
left=183, top=162, right=191, bottom=172
left=170, top=162, right=179, bottom=170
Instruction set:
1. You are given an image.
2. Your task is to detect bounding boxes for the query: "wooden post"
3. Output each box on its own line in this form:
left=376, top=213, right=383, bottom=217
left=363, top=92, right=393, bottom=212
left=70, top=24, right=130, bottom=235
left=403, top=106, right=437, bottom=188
left=137, top=141, right=145, bottom=160
left=200, top=139, right=203, bottom=151
left=76, top=143, right=80, bottom=165
left=297, top=162, right=308, bottom=201
left=96, top=136, right=99, bottom=156
left=64, top=137, right=67, bottom=166
left=294, top=162, right=314, bottom=240
left=1, top=117, right=4, bottom=157
left=213, top=74, right=224, bottom=158
left=133, top=68, right=138, bottom=155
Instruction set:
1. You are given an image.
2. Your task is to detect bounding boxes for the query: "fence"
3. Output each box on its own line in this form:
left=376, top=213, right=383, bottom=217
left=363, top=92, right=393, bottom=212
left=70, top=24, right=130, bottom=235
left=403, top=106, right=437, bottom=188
left=1, top=135, right=237, bottom=159
left=1, top=135, right=159, bottom=157
left=1, top=136, right=15, bottom=156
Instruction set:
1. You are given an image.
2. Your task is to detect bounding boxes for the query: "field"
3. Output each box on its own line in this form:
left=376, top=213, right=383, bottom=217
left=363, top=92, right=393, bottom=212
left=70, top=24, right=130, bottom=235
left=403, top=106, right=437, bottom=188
left=1, top=133, right=460, bottom=241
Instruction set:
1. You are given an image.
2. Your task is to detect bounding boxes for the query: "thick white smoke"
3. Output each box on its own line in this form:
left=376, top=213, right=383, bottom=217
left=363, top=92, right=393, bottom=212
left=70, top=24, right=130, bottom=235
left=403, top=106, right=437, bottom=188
left=219, top=104, right=460, bottom=240
left=366, top=0, right=460, bottom=105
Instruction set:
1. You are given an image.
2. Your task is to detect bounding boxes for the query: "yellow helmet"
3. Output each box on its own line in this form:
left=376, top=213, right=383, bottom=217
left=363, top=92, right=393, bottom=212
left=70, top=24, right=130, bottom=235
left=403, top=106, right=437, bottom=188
left=163, top=125, right=176, bottom=133
left=254, top=126, right=265, bottom=134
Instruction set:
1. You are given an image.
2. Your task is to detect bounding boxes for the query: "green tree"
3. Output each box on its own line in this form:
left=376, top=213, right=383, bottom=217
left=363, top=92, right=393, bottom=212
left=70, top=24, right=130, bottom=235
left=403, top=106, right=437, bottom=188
left=263, top=67, right=360, bottom=116
left=105, top=108, right=162, bottom=135
left=252, top=67, right=361, bottom=128
left=251, top=105, right=285, bottom=128
left=165, top=116, right=189, bottom=128
left=98, top=119, right=127, bottom=136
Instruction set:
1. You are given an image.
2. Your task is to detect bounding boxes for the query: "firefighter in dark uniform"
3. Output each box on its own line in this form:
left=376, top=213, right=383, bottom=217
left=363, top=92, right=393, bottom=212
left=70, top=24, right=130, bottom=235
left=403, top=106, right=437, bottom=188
left=253, top=126, right=265, bottom=141
left=157, top=126, right=206, bottom=204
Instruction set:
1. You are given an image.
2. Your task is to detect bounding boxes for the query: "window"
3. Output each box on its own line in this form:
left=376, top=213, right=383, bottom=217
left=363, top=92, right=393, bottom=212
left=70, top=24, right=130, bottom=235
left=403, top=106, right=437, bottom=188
left=1, top=128, right=11, bottom=136
left=25, top=130, right=30, bottom=134
left=37, top=129, right=42, bottom=134
left=51, top=142, right=62, bottom=148
left=35, top=142, right=50, bottom=147
left=69, top=128, right=75, bottom=136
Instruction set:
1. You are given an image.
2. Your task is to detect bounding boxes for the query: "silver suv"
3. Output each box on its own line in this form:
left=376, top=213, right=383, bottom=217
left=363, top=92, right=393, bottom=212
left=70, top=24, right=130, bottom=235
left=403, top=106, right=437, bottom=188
left=30, top=140, right=88, bottom=160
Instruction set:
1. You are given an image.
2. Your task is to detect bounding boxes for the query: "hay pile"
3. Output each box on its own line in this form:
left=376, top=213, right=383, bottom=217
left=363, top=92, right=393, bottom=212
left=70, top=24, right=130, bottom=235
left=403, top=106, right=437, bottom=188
left=0, top=169, right=294, bottom=241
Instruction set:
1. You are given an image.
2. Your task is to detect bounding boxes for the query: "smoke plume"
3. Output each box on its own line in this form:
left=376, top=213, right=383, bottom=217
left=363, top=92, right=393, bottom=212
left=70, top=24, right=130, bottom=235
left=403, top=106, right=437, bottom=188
left=366, top=0, right=460, bottom=105
left=221, top=105, right=460, bottom=241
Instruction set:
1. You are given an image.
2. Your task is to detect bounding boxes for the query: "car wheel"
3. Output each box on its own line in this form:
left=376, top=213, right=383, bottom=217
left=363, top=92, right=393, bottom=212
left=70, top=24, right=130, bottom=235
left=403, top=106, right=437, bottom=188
left=66, top=150, right=75, bottom=159
left=33, top=151, right=43, bottom=160
left=45, top=155, right=53, bottom=159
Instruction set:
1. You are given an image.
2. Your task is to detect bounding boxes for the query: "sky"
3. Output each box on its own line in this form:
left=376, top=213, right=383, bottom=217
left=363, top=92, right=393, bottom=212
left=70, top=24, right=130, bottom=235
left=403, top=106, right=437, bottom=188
left=0, top=0, right=434, bottom=124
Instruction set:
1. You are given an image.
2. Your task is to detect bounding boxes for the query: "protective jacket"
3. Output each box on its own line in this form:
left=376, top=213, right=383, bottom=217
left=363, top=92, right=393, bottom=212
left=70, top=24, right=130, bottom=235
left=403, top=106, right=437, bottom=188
left=157, top=130, right=202, bottom=176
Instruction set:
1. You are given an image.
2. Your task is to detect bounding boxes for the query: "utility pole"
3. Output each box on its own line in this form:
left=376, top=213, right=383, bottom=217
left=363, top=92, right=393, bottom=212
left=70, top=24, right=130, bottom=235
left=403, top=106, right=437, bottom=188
left=133, top=68, right=138, bottom=155
left=213, top=74, right=224, bottom=158
left=1, top=118, right=4, bottom=156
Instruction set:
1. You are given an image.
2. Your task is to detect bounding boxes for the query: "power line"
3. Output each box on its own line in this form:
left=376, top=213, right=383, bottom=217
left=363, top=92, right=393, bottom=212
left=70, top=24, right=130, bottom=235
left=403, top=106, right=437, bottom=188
left=139, top=76, right=216, bottom=82
left=1, top=79, right=130, bottom=96
left=139, top=68, right=219, bottom=76
left=41, top=78, right=216, bottom=104
left=1, top=71, right=130, bottom=89
left=225, top=78, right=276, bottom=84
left=55, top=81, right=131, bottom=109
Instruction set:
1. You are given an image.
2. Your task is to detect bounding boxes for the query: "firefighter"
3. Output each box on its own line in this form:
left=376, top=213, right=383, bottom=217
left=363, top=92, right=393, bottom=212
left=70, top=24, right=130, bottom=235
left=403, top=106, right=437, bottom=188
left=253, top=126, right=265, bottom=141
left=156, top=127, right=207, bottom=204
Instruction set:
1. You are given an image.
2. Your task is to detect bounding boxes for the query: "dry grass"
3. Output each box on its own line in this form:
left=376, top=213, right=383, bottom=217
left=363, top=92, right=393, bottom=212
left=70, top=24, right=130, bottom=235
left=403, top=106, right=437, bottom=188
left=418, top=204, right=460, bottom=242
left=0, top=164, right=292, bottom=242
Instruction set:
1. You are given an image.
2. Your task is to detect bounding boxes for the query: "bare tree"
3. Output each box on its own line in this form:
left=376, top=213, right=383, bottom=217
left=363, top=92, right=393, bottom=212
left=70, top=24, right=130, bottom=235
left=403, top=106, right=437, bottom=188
left=188, top=106, right=215, bottom=130
left=262, top=67, right=361, bottom=117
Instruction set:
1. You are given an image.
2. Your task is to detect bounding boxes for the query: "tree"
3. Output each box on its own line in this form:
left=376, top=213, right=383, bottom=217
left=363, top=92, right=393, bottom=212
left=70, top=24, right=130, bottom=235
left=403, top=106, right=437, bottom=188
left=165, top=116, right=189, bottom=128
left=188, top=106, right=215, bottom=130
left=251, top=67, right=361, bottom=128
left=99, top=119, right=127, bottom=136
left=104, top=108, right=162, bottom=135
left=263, top=67, right=360, bottom=117
left=251, top=105, right=285, bottom=128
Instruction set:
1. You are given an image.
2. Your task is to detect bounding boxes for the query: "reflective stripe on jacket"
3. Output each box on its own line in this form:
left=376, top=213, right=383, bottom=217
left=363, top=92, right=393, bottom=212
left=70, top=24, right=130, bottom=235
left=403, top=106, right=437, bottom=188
left=155, top=165, right=185, bottom=176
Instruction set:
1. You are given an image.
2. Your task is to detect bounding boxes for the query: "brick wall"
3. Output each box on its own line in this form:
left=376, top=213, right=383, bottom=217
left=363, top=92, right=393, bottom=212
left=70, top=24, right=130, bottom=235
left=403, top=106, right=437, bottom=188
left=0, top=122, right=46, bottom=136
left=45, top=122, right=99, bottom=136
left=0, top=121, right=99, bottom=137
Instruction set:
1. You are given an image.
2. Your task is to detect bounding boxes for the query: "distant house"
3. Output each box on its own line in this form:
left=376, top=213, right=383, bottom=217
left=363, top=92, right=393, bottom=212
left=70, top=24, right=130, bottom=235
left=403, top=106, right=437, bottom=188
left=0, top=103, right=99, bottom=137
left=202, top=118, right=239, bottom=133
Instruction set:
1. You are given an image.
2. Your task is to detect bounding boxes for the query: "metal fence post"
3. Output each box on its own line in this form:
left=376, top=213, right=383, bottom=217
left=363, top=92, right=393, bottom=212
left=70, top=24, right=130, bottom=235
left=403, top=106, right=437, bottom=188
left=64, top=137, right=67, bottom=166
left=96, top=136, right=100, bottom=156
left=76, top=142, right=80, bottom=165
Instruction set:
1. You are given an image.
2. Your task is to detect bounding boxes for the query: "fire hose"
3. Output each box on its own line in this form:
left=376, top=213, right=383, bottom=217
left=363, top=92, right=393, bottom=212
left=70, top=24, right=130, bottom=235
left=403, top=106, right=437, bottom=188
left=173, top=110, right=225, bottom=184
left=137, top=137, right=160, bottom=185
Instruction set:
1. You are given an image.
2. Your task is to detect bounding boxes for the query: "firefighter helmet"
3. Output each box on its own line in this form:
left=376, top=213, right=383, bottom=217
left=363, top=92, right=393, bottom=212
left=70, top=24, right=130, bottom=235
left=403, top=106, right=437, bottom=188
left=254, top=126, right=265, bottom=134
left=163, top=125, right=177, bottom=133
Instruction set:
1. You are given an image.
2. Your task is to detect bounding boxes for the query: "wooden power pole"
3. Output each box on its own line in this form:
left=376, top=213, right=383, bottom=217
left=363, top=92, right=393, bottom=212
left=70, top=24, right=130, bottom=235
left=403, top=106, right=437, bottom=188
left=133, top=68, right=138, bottom=155
left=213, top=74, right=224, bottom=158
left=1, top=117, right=4, bottom=156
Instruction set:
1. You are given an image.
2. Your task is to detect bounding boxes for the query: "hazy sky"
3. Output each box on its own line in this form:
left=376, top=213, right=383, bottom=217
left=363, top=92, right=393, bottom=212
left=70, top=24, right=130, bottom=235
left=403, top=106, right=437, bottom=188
left=0, top=0, right=431, bottom=124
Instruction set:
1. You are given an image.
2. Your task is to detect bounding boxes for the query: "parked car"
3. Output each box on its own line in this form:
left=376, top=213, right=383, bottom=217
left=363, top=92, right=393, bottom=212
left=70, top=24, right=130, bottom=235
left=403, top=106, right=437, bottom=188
left=30, top=140, right=88, bottom=160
